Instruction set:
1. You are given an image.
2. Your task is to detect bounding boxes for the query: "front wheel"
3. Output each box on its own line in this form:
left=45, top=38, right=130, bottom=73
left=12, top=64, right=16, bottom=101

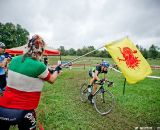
left=93, top=89, right=115, bottom=115
left=80, top=82, right=89, bottom=103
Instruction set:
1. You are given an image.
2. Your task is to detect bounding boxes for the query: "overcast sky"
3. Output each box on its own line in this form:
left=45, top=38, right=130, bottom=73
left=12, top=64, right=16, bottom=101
left=0, top=0, right=160, bottom=49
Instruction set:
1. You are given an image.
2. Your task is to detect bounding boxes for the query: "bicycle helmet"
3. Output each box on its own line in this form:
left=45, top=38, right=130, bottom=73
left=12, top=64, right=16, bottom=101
left=27, top=35, right=46, bottom=58
left=102, top=61, right=110, bottom=68
left=0, top=42, right=5, bottom=49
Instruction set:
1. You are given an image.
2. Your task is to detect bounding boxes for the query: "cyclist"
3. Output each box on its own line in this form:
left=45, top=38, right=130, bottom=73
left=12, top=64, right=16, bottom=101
left=0, top=35, right=62, bottom=130
left=0, top=42, right=7, bottom=95
left=88, top=61, right=110, bottom=102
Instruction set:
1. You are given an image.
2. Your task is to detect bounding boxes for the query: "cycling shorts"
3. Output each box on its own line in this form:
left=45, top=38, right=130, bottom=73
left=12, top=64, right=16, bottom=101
left=0, top=107, right=36, bottom=130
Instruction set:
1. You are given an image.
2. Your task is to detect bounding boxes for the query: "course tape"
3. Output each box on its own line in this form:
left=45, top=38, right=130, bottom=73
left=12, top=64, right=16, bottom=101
left=110, top=67, right=160, bottom=79
left=151, top=65, right=160, bottom=69
left=146, top=76, right=160, bottom=79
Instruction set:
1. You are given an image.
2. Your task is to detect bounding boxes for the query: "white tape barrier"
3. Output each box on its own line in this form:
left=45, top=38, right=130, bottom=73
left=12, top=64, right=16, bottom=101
left=147, top=75, right=160, bottom=79
left=151, top=65, right=160, bottom=69
left=109, top=67, right=122, bottom=73
left=109, top=67, right=160, bottom=79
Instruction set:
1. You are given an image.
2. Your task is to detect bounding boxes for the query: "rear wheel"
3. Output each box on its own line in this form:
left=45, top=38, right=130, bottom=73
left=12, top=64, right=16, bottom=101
left=80, top=82, right=89, bottom=103
left=93, top=89, right=115, bottom=115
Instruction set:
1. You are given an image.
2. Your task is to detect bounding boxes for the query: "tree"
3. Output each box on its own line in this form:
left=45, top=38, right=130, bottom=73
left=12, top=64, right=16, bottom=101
left=136, top=44, right=148, bottom=59
left=148, top=44, right=159, bottom=59
left=76, top=49, right=83, bottom=56
left=142, top=48, right=148, bottom=59
left=68, top=48, right=76, bottom=55
left=87, top=46, right=96, bottom=57
left=81, top=46, right=89, bottom=56
left=0, top=22, right=29, bottom=48
left=156, top=45, right=160, bottom=58
left=136, top=44, right=140, bottom=50
left=58, top=46, right=66, bottom=56
left=16, top=24, right=29, bottom=47
left=99, top=49, right=110, bottom=58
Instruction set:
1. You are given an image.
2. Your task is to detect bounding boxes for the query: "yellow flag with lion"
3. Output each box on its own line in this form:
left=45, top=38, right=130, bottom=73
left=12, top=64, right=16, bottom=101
left=105, top=37, right=152, bottom=84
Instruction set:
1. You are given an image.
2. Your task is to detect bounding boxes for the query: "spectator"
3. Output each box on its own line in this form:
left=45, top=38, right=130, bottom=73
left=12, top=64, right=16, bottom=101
left=0, top=35, right=62, bottom=130
left=69, top=62, right=72, bottom=70
left=0, top=42, right=7, bottom=95
left=57, top=60, right=61, bottom=66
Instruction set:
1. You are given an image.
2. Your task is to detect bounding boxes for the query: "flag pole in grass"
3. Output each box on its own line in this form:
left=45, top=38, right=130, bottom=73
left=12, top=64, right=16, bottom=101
left=123, top=78, right=126, bottom=95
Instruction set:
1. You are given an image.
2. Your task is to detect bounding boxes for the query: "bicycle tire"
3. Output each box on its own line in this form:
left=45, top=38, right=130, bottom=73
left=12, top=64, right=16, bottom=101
left=80, top=82, right=89, bottom=103
left=93, top=89, right=115, bottom=115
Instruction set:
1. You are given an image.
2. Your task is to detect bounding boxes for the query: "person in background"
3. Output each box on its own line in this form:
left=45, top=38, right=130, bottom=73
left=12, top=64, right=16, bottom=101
left=69, top=62, right=72, bottom=70
left=0, top=42, right=7, bottom=95
left=3, top=52, right=12, bottom=77
left=57, top=60, right=61, bottom=66
left=0, top=35, right=62, bottom=130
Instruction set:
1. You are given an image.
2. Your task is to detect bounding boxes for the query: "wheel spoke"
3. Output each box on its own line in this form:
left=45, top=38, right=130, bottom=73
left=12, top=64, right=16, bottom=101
left=93, top=89, right=115, bottom=115
left=80, top=83, right=89, bottom=103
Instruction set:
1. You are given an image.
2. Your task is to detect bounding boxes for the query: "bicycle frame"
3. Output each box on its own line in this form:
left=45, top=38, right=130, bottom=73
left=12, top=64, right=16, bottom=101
left=80, top=80, right=115, bottom=115
left=92, top=82, right=105, bottom=96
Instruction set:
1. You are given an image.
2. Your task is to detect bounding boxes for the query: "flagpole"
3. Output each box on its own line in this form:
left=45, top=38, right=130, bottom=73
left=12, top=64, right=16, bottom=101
left=61, top=45, right=105, bottom=67
left=123, top=78, right=126, bottom=95
left=60, top=37, right=127, bottom=67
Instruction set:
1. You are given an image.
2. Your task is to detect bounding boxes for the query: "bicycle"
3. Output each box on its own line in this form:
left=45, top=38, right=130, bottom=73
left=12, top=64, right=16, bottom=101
left=80, top=80, right=115, bottom=115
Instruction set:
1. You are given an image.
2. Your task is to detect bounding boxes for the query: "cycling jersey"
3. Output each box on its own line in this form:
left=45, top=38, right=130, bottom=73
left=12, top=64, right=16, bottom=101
left=0, top=55, right=51, bottom=110
left=90, top=64, right=107, bottom=74
left=89, top=65, right=108, bottom=78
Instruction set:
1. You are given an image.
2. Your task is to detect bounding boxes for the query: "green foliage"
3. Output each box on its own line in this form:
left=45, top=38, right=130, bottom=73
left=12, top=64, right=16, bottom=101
left=59, top=45, right=111, bottom=58
left=68, top=48, right=76, bottom=55
left=136, top=44, right=160, bottom=59
left=142, top=48, right=148, bottom=59
left=59, top=44, right=159, bottom=59
left=136, top=44, right=148, bottom=58
left=58, top=46, right=66, bottom=56
left=148, top=44, right=159, bottom=59
left=0, top=22, right=29, bottom=48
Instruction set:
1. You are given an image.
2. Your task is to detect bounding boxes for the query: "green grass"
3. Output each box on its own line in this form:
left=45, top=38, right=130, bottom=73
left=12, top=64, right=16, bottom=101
left=10, top=56, right=160, bottom=130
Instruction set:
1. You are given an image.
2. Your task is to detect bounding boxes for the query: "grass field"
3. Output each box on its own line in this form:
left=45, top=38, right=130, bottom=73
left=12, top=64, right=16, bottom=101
left=11, top=56, right=160, bottom=130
